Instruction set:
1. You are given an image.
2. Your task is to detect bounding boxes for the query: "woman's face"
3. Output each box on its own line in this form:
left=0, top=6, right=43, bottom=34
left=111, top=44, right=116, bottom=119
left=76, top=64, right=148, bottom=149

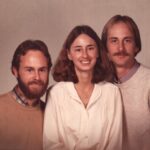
left=68, top=34, right=98, bottom=74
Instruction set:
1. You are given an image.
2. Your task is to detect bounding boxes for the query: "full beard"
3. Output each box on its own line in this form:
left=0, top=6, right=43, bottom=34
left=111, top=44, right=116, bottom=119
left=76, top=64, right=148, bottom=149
left=17, top=76, right=48, bottom=99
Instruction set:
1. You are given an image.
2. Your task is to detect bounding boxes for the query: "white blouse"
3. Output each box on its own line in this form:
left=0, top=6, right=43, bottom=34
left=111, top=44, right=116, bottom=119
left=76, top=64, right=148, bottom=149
left=43, top=81, right=122, bottom=150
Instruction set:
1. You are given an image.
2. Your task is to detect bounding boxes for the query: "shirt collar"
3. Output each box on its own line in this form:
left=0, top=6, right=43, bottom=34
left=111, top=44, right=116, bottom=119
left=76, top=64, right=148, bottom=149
left=11, top=85, right=40, bottom=107
left=66, top=82, right=101, bottom=106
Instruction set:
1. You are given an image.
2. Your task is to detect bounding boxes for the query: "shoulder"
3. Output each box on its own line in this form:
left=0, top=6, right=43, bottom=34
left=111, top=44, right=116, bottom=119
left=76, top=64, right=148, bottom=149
left=140, top=64, right=150, bottom=73
left=51, top=81, right=71, bottom=91
left=97, top=81, right=119, bottom=91
left=96, top=82, right=122, bottom=107
left=0, top=92, right=11, bottom=101
left=46, top=82, right=74, bottom=106
left=96, top=81, right=121, bottom=100
left=47, top=82, right=73, bottom=98
left=46, top=82, right=66, bottom=102
left=0, top=92, right=13, bottom=108
left=135, top=64, right=150, bottom=81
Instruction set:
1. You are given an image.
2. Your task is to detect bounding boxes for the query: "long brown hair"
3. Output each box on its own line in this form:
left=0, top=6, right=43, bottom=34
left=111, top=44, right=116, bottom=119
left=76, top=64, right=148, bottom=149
left=53, top=25, right=116, bottom=83
left=101, top=15, right=141, bottom=56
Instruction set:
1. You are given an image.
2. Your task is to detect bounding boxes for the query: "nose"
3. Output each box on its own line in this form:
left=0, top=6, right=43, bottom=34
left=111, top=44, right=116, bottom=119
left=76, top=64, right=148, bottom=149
left=34, top=71, right=40, bottom=80
left=118, top=41, right=124, bottom=51
left=82, top=49, right=88, bottom=58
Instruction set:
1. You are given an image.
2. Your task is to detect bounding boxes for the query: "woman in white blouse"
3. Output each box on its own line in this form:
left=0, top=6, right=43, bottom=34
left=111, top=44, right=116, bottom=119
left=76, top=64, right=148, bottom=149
left=43, top=25, right=123, bottom=150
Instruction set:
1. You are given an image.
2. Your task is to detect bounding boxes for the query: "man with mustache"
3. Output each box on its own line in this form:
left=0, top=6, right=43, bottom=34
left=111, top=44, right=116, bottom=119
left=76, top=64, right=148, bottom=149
left=0, top=40, right=52, bottom=150
left=101, top=15, right=150, bottom=150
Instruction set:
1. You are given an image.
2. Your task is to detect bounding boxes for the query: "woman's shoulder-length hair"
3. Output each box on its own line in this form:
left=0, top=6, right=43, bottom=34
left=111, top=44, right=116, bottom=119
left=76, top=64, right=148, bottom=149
left=52, top=25, right=116, bottom=83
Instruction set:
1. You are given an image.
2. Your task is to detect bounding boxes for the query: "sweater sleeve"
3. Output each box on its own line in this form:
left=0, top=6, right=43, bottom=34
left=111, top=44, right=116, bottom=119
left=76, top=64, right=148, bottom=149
left=43, top=88, right=68, bottom=150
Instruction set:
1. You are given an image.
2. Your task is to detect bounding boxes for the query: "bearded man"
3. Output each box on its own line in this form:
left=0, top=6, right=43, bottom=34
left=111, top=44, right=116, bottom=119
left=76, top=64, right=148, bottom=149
left=0, top=40, right=52, bottom=150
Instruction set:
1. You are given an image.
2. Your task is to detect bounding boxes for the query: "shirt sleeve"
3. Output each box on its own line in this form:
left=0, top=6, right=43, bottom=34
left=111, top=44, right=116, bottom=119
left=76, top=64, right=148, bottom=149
left=43, top=88, right=68, bottom=150
left=148, top=90, right=150, bottom=110
left=105, top=87, right=123, bottom=150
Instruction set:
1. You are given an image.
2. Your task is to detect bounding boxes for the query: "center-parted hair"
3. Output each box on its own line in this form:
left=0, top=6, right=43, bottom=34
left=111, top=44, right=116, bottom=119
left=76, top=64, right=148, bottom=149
left=11, top=39, right=52, bottom=74
left=52, top=25, right=116, bottom=83
left=101, top=15, right=141, bottom=56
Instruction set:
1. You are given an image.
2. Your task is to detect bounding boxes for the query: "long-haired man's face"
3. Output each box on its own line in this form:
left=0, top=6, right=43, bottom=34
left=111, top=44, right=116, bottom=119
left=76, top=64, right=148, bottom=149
left=13, top=50, right=49, bottom=99
left=106, top=22, right=138, bottom=69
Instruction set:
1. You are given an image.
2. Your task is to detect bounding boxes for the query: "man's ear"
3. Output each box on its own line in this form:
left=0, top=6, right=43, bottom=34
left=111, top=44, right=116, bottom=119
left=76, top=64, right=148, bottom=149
left=135, top=47, right=139, bottom=56
left=12, top=67, right=18, bottom=78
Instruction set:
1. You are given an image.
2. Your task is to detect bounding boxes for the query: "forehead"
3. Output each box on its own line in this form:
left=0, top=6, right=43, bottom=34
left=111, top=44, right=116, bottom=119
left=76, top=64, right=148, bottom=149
left=20, top=50, right=48, bottom=67
left=107, top=22, right=134, bottom=37
left=71, top=34, right=96, bottom=46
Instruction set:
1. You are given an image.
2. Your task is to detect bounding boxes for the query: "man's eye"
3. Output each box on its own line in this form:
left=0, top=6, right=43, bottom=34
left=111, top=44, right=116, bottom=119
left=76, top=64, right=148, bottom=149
left=27, top=68, right=33, bottom=72
left=111, top=39, right=117, bottom=43
left=40, top=68, right=48, bottom=72
left=125, top=39, right=132, bottom=43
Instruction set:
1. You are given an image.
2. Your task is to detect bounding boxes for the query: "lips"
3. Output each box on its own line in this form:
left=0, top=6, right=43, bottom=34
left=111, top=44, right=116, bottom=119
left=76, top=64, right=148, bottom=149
left=29, top=81, right=44, bottom=86
left=80, top=60, right=90, bottom=64
left=116, top=54, right=128, bottom=57
left=114, top=52, right=129, bottom=57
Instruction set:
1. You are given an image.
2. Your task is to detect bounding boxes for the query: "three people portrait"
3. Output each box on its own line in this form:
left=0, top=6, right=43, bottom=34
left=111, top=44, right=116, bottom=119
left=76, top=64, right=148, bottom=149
left=0, top=13, right=150, bottom=150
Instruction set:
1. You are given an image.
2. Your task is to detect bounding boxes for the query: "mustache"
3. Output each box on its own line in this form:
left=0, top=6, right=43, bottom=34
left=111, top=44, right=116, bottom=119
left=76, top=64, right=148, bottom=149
left=113, top=51, right=129, bottom=56
left=28, top=80, right=45, bottom=86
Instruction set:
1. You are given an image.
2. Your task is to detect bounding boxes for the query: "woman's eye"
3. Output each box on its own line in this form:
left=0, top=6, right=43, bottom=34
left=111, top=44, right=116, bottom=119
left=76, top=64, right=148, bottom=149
left=88, top=46, right=95, bottom=50
left=74, top=48, right=81, bottom=52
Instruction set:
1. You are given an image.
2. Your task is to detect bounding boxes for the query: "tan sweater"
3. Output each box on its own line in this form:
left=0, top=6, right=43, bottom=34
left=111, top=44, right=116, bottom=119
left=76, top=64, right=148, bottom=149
left=117, top=65, right=150, bottom=150
left=0, top=92, right=44, bottom=150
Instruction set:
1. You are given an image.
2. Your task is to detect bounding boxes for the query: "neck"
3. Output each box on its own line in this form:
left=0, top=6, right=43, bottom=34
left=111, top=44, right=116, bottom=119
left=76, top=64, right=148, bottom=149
left=75, top=71, right=94, bottom=94
left=116, top=67, right=130, bottom=79
left=116, top=60, right=136, bottom=79
left=76, top=70, right=93, bottom=84
left=75, top=80, right=94, bottom=90
left=74, top=78, right=94, bottom=108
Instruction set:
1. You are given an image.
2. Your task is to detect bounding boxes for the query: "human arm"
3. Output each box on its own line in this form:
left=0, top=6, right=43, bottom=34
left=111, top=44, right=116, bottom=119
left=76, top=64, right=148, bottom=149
left=105, top=87, right=123, bottom=150
left=43, top=88, right=68, bottom=150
